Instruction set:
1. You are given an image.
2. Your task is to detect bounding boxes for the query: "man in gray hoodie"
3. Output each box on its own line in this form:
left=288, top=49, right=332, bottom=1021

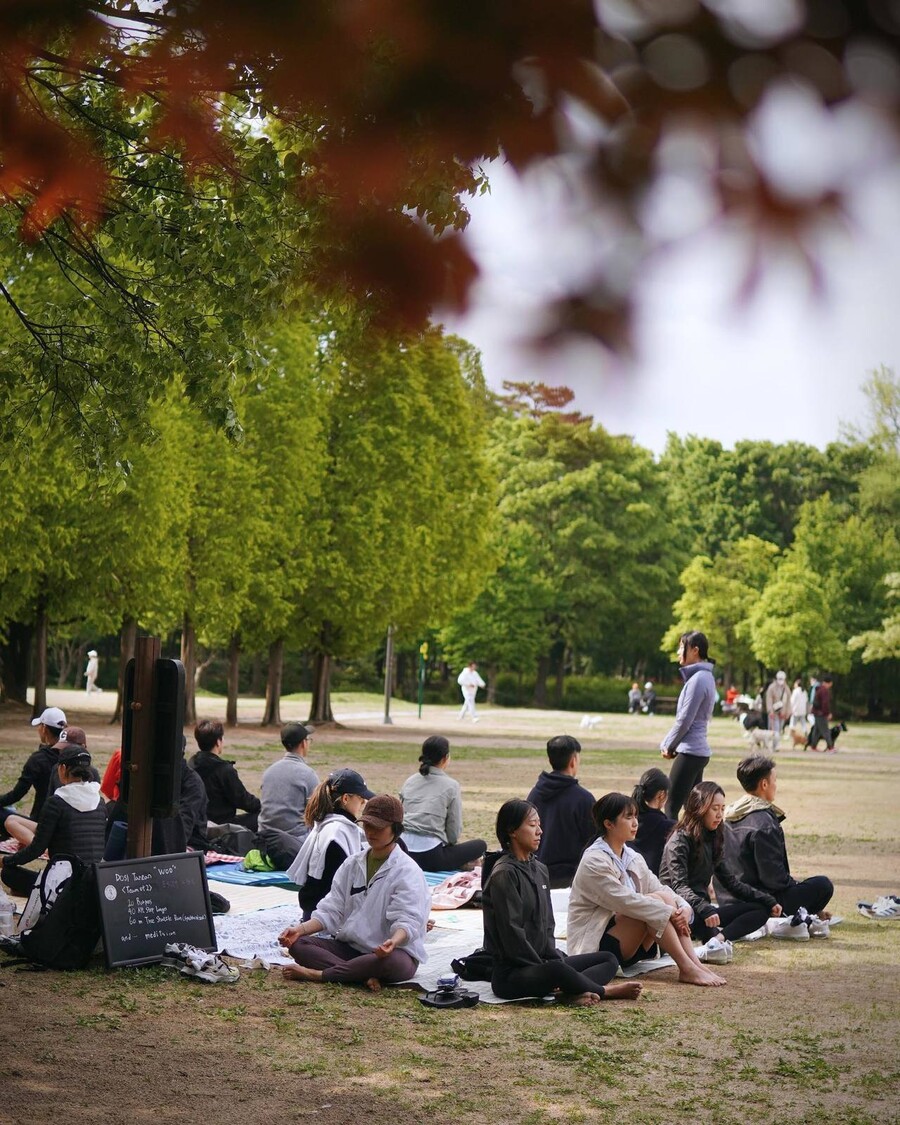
left=660, top=630, right=717, bottom=819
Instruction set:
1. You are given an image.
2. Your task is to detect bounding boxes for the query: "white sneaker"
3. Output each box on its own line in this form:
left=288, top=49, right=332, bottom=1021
left=807, top=915, right=830, bottom=938
left=767, top=914, right=811, bottom=941
left=697, top=937, right=732, bottom=964
left=736, top=924, right=767, bottom=942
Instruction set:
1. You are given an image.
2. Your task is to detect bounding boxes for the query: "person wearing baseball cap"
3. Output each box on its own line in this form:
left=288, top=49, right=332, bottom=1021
left=256, top=721, right=320, bottom=871
left=287, top=768, right=375, bottom=918
left=2, top=727, right=96, bottom=851
left=0, top=707, right=69, bottom=842
left=279, top=793, right=431, bottom=991
left=1, top=740, right=105, bottom=898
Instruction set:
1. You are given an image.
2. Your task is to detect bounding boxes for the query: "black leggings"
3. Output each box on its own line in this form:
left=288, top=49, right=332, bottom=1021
left=491, top=952, right=619, bottom=1001
left=779, top=877, right=833, bottom=917
left=410, top=839, right=487, bottom=872
left=692, top=900, right=769, bottom=942
left=666, top=753, right=708, bottom=820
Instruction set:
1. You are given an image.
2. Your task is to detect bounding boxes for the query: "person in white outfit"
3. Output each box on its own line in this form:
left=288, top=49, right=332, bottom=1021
left=456, top=661, right=485, bottom=722
left=84, top=650, right=102, bottom=694
left=789, top=677, right=808, bottom=735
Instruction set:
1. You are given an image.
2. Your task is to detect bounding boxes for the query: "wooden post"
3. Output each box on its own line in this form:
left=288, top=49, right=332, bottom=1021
left=126, top=635, right=160, bottom=859
left=382, top=624, right=394, bottom=725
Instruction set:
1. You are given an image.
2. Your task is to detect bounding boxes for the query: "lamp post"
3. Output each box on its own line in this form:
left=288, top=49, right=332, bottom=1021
left=382, top=624, right=394, bottom=725
left=417, top=641, right=428, bottom=719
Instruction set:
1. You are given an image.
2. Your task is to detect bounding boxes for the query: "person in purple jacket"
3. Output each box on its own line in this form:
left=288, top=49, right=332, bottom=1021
left=660, top=631, right=717, bottom=820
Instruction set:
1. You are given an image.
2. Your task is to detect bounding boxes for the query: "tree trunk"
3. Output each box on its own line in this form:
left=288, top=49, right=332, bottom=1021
left=250, top=652, right=264, bottom=697
left=486, top=663, right=497, bottom=704
left=262, top=638, right=284, bottom=726
left=32, top=596, right=49, bottom=718
left=533, top=654, right=549, bottom=708
left=0, top=621, right=33, bottom=704
left=181, top=612, right=197, bottom=726
left=309, top=649, right=335, bottom=724
left=112, top=616, right=137, bottom=725
left=553, top=644, right=567, bottom=708
left=226, top=633, right=241, bottom=727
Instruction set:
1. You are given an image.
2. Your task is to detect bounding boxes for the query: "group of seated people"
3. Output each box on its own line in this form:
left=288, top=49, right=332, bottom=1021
left=0, top=712, right=833, bottom=1004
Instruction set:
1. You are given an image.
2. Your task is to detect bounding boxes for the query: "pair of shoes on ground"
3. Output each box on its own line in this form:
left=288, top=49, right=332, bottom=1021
left=767, top=907, right=830, bottom=940
left=697, top=936, right=733, bottom=964
left=858, top=895, right=900, bottom=920
left=162, top=942, right=240, bottom=983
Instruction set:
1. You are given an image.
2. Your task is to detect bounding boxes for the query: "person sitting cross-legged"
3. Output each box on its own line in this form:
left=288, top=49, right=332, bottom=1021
left=715, top=755, right=834, bottom=922
left=526, top=734, right=595, bottom=889
left=567, top=792, right=726, bottom=986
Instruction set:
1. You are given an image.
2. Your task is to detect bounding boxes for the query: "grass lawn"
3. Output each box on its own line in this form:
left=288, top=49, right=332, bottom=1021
left=0, top=699, right=897, bottom=1124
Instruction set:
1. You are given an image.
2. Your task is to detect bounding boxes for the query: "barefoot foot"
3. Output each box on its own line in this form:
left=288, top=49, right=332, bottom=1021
left=602, top=981, right=643, bottom=1000
left=678, top=965, right=726, bottom=987
left=282, top=964, right=323, bottom=984
left=565, top=991, right=604, bottom=1006
left=365, top=977, right=383, bottom=993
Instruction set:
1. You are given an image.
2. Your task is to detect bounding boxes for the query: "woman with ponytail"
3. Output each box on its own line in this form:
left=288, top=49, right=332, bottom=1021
left=400, top=736, right=486, bottom=872
left=287, top=769, right=374, bottom=919
left=631, top=768, right=676, bottom=875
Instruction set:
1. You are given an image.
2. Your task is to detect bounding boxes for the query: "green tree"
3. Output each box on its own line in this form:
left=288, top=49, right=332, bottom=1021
left=849, top=575, right=900, bottom=663
left=662, top=536, right=780, bottom=686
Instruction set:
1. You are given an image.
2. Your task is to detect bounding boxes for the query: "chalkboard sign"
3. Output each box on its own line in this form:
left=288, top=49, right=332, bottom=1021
left=97, top=852, right=216, bottom=968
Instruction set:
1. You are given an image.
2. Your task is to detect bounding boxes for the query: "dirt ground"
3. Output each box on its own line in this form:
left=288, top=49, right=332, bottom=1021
left=0, top=692, right=898, bottom=1125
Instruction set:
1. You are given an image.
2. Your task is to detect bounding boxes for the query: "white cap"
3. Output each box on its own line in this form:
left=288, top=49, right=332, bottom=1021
left=88, top=649, right=98, bottom=657
left=31, top=706, right=67, bottom=728
left=775, top=670, right=786, bottom=682
left=644, top=682, right=653, bottom=690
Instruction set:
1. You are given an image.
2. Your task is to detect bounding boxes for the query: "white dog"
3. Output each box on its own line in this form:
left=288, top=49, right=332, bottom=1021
left=579, top=715, right=603, bottom=730
left=746, top=727, right=777, bottom=751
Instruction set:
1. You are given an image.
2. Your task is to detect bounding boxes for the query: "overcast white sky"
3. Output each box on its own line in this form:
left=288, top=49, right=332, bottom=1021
left=445, top=98, right=900, bottom=456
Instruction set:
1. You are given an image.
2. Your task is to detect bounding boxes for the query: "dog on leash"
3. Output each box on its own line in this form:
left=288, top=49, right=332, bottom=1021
left=747, top=727, right=777, bottom=751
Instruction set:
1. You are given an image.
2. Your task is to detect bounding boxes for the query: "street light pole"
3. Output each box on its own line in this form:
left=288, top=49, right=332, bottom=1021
left=382, top=624, right=394, bottom=725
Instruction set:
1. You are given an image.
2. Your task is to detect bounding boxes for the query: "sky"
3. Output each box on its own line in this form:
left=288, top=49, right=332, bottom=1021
left=445, top=103, right=900, bottom=456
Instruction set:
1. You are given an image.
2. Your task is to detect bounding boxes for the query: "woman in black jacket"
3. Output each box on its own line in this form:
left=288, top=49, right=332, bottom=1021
left=659, top=781, right=781, bottom=953
left=482, top=799, right=642, bottom=1005
left=631, top=768, right=676, bottom=876
left=1, top=745, right=106, bottom=897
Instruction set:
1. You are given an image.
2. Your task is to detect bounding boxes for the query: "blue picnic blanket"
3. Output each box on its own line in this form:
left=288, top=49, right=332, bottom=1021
left=205, top=863, right=456, bottom=889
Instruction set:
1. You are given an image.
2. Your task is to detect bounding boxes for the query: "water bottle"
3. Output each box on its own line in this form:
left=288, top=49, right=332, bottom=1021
left=0, top=891, right=15, bottom=937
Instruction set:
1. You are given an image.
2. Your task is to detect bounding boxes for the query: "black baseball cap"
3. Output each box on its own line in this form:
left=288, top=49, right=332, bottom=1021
left=281, top=721, right=312, bottom=748
left=328, top=769, right=375, bottom=800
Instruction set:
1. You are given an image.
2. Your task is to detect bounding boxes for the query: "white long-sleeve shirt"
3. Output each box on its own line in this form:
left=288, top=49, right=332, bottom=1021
left=457, top=667, right=485, bottom=697
left=311, top=845, right=431, bottom=965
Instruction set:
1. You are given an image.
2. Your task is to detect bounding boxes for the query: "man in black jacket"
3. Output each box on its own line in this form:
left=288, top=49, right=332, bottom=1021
left=718, top=755, right=833, bottom=918
left=526, top=735, right=595, bottom=889
left=0, top=706, right=68, bottom=836
left=190, top=719, right=260, bottom=832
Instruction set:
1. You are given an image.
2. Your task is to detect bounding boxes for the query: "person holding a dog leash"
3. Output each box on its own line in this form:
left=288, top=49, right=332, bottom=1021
left=660, top=631, right=717, bottom=820
left=765, top=671, right=792, bottom=751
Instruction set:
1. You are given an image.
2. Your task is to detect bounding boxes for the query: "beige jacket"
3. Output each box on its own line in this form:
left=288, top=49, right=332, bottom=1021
left=566, top=842, right=687, bottom=956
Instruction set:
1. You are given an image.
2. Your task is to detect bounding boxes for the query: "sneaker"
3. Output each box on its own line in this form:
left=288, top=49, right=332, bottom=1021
left=767, top=913, right=810, bottom=941
left=807, top=915, right=830, bottom=938
left=697, top=937, right=732, bottom=964
left=181, top=953, right=240, bottom=984
left=161, top=943, right=210, bottom=974
left=736, top=925, right=767, bottom=942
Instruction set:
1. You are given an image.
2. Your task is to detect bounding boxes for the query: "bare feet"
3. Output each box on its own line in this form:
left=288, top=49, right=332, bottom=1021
left=602, top=980, right=643, bottom=1000
left=678, top=964, right=726, bottom=987
left=282, top=964, right=323, bottom=984
left=566, top=991, right=604, bottom=1006
left=365, top=977, right=383, bottom=993
left=426, top=919, right=435, bottom=932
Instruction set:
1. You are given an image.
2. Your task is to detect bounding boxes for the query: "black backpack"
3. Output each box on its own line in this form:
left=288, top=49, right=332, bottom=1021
left=19, top=855, right=103, bottom=970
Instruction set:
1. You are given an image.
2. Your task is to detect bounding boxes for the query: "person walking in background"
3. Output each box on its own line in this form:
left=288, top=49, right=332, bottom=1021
left=789, top=677, right=808, bottom=739
left=84, top=649, right=102, bottom=694
left=660, top=631, right=717, bottom=820
left=456, top=661, right=486, bottom=722
left=806, top=674, right=836, bottom=752
left=765, top=671, right=791, bottom=751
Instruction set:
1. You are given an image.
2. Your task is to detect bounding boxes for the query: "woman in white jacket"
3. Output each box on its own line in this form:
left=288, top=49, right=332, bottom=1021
left=287, top=769, right=374, bottom=920
left=279, top=794, right=430, bottom=991
left=567, top=793, right=726, bottom=987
